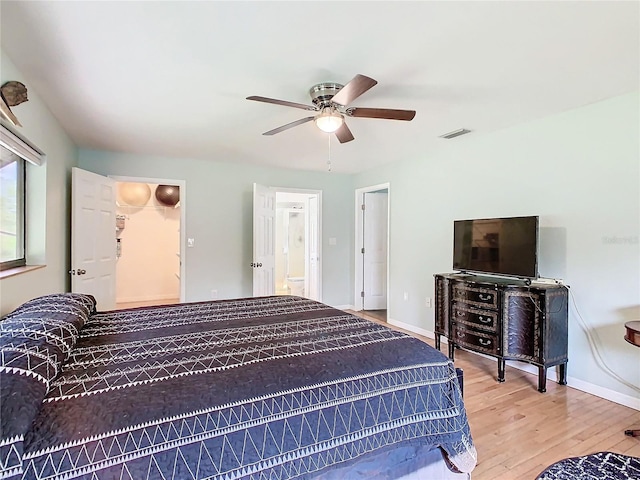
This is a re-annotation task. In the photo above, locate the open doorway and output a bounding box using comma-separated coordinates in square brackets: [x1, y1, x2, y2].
[112, 177, 186, 309]
[354, 183, 389, 321]
[252, 184, 321, 301]
[274, 190, 321, 300]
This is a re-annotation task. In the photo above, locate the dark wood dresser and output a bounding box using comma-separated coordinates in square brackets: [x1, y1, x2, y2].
[435, 273, 568, 392]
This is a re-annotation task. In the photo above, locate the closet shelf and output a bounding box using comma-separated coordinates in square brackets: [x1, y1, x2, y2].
[116, 202, 179, 210]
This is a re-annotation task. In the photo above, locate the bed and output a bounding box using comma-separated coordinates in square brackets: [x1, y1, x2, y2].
[0, 293, 476, 480]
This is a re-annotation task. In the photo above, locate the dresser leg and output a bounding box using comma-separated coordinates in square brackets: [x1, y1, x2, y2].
[538, 366, 547, 393]
[497, 359, 505, 383]
[558, 363, 567, 385]
[448, 342, 455, 361]
[435, 335, 441, 351]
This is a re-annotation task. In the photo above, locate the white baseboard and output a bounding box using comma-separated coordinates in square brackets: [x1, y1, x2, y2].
[387, 318, 640, 411]
[116, 293, 179, 304]
[564, 376, 640, 410]
[388, 318, 434, 339]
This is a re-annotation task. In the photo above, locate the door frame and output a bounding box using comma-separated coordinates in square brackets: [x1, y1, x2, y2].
[354, 183, 390, 312]
[273, 187, 323, 302]
[110, 175, 186, 303]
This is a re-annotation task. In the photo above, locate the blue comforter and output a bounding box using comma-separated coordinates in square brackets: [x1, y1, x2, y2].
[1, 294, 476, 479]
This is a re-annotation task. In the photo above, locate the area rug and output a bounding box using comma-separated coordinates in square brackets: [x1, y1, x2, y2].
[536, 451, 640, 480]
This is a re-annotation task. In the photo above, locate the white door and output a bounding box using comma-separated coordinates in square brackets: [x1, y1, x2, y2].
[363, 192, 388, 310]
[71, 167, 117, 310]
[307, 195, 319, 300]
[253, 183, 275, 296]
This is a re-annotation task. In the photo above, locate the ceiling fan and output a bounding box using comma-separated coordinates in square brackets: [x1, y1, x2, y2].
[246, 74, 416, 144]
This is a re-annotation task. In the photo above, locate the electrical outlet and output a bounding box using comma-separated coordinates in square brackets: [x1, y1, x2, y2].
[403, 292, 409, 301]
[425, 297, 432, 308]
[187, 238, 195, 247]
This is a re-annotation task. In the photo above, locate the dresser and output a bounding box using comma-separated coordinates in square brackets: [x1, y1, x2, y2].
[435, 273, 568, 392]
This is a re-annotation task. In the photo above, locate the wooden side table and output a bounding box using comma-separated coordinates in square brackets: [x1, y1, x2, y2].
[624, 321, 640, 437]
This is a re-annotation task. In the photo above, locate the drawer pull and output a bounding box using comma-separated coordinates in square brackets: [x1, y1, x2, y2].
[478, 338, 491, 346]
[479, 294, 492, 301]
[456, 331, 465, 338]
[478, 316, 492, 324]
[456, 311, 465, 317]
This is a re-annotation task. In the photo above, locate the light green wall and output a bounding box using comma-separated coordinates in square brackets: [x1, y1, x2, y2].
[2, 42, 638, 405]
[0, 51, 78, 315]
[78, 151, 354, 307]
[355, 92, 640, 402]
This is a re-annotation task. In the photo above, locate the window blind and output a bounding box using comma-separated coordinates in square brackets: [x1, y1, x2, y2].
[0, 123, 45, 166]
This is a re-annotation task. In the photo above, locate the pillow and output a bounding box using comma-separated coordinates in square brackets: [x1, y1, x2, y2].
[0, 293, 96, 479]
[4, 292, 96, 320]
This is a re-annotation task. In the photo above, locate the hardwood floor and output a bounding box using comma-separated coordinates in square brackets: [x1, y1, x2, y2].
[362, 309, 387, 322]
[348, 310, 640, 479]
[115, 298, 179, 309]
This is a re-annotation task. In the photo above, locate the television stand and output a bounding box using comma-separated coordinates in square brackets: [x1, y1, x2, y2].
[434, 273, 569, 392]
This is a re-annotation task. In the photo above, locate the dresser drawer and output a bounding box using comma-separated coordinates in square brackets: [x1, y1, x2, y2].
[452, 323, 500, 355]
[452, 303, 498, 333]
[452, 283, 499, 309]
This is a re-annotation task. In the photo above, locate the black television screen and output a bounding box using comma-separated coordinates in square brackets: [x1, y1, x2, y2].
[453, 216, 539, 278]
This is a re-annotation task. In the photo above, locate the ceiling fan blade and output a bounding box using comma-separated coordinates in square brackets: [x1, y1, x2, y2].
[330, 74, 377, 106]
[247, 96, 317, 111]
[263, 116, 315, 136]
[335, 122, 354, 144]
[347, 107, 416, 121]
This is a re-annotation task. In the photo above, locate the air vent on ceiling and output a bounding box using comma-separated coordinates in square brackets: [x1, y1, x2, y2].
[439, 128, 472, 139]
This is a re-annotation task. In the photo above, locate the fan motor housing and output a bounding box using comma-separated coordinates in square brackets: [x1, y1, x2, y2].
[309, 82, 343, 107]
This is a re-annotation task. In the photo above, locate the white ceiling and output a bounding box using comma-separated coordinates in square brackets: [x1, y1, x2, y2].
[1, 1, 638, 174]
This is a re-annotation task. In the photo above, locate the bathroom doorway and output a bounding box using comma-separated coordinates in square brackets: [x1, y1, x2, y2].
[274, 190, 321, 301]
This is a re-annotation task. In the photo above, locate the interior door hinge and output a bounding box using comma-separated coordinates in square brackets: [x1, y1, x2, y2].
[361, 204, 365, 210]
[361, 247, 365, 254]
[361, 291, 365, 298]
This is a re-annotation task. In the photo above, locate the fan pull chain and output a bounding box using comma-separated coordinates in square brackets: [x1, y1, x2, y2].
[327, 134, 332, 172]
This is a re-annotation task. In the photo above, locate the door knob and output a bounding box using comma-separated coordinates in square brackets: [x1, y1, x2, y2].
[77, 269, 87, 275]
[68, 269, 76, 275]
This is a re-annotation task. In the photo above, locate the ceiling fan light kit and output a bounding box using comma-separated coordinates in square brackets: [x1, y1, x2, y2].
[247, 74, 416, 144]
[315, 107, 344, 133]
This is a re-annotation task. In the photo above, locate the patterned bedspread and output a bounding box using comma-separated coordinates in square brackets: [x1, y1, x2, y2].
[1, 294, 476, 480]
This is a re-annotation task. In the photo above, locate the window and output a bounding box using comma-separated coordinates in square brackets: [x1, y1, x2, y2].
[0, 124, 45, 271]
[0, 150, 25, 270]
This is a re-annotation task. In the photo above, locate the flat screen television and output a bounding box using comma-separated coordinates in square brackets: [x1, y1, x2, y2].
[453, 216, 539, 279]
